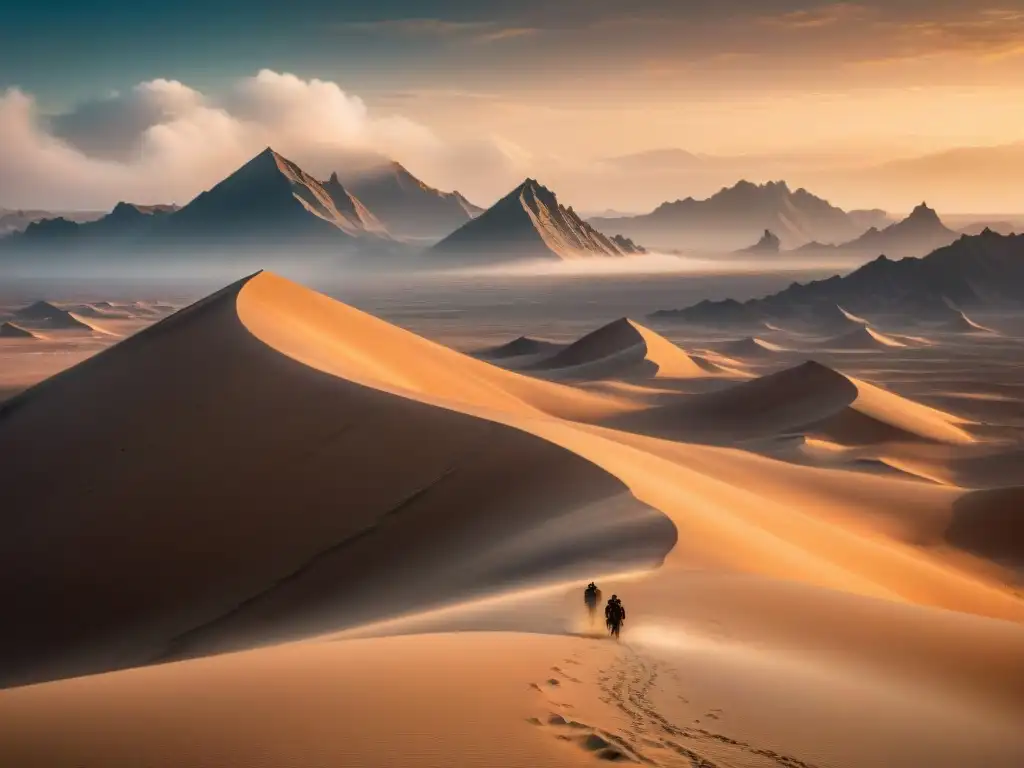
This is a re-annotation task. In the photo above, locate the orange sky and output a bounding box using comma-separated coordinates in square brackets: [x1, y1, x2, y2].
[3, 1, 1024, 212]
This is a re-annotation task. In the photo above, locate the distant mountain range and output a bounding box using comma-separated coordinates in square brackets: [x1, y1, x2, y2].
[429, 179, 645, 263]
[1, 147, 990, 268]
[0, 208, 105, 237]
[0, 148, 484, 264]
[653, 229, 1024, 324]
[797, 203, 958, 259]
[18, 202, 181, 243]
[589, 180, 890, 252]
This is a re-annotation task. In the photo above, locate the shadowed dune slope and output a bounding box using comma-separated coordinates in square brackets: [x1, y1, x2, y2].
[0, 322, 41, 339]
[0, 272, 673, 688]
[610, 361, 974, 446]
[949, 309, 996, 334]
[824, 326, 907, 349]
[528, 318, 711, 379]
[948, 488, 1024, 565]
[813, 304, 870, 331]
[718, 336, 787, 358]
[477, 335, 564, 360]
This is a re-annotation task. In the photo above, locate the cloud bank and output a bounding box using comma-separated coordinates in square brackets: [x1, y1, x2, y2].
[0, 70, 527, 210]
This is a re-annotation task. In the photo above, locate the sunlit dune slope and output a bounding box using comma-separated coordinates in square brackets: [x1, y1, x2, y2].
[0, 272, 672, 687]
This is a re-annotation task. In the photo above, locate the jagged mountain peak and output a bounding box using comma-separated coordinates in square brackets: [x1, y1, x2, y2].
[906, 202, 943, 225]
[430, 179, 643, 262]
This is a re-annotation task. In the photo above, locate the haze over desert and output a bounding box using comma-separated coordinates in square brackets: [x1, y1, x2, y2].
[2, 2, 1024, 767]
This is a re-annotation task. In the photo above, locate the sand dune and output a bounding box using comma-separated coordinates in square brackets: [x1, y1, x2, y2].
[69, 304, 133, 320]
[824, 325, 908, 349]
[717, 336, 788, 358]
[948, 309, 996, 334]
[948, 487, 1024, 565]
[2, 613, 1023, 768]
[477, 335, 564, 360]
[610, 360, 975, 446]
[888, 447, 1024, 489]
[11, 300, 114, 333]
[814, 303, 870, 331]
[13, 301, 94, 330]
[2, 271, 1023, 768]
[0, 322, 41, 339]
[528, 318, 716, 379]
[0, 272, 669, 687]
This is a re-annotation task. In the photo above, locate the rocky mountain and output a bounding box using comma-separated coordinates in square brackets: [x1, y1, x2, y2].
[0, 148, 406, 260]
[429, 179, 645, 263]
[161, 148, 391, 244]
[653, 229, 1024, 325]
[339, 161, 482, 241]
[848, 209, 892, 232]
[13, 203, 177, 244]
[0, 208, 106, 237]
[959, 221, 1019, 237]
[588, 180, 872, 252]
[801, 202, 958, 260]
[738, 229, 781, 254]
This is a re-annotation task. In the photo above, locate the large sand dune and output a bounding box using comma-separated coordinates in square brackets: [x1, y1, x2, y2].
[1, 271, 1022, 768]
[0, 274, 671, 686]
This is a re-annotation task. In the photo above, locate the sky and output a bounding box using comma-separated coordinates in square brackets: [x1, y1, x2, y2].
[3, 1, 1024, 213]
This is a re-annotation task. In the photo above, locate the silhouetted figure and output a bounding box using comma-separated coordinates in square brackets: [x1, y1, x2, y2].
[584, 582, 602, 621]
[605, 594, 626, 639]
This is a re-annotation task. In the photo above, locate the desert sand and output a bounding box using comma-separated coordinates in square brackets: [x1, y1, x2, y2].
[0, 270, 1022, 768]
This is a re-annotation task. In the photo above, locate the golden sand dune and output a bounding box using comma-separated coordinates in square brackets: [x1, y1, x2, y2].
[609, 360, 975, 446]
[0, 274, 671, 686]
[2, 271, 1023, 767]
[2, 617, 1023, 768]
[527, 318, 721, 380]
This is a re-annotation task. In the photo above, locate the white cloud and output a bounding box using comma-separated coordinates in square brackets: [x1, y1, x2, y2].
[0, 70, 528, 210]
